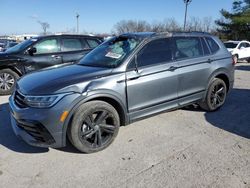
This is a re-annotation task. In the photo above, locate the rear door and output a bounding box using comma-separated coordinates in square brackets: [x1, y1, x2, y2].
[126, 37, 179, 114]
[173, 36, 212, 105]
[60, 37, 90, 64]
[24, 37, 63, 72]
[61, 37, 102, 64]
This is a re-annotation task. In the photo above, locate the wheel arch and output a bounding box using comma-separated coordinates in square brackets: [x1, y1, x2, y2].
[62, 93, 129, 146]
[0, 65, 22, 77]
[201, 70, 231, 102]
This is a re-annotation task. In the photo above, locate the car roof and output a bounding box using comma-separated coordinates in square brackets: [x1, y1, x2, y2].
[120, 31, 213, 40]
[32, 34, 102, 40]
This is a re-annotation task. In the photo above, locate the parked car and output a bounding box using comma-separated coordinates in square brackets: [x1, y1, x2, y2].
[224, 40, 250, 63]
[2, 41, 19, 51]
[9, 32, 235, 153]
[0, 34, 103, 95]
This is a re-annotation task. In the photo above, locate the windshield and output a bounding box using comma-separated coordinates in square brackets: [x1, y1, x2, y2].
[79, 36, 141, 68]
[224, 42, 238, 49]
[6, 38, 37, 53]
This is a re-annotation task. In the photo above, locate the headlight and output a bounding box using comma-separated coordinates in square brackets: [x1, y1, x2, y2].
[24, 93, 71, 108]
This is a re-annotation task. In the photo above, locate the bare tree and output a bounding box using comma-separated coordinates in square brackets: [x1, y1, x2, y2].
[151, 21, 166, 32]
[164, 18, 182, 31]
[38, 21, 50, 35]
[112, 17, 216, 35]
[113, 20, 150, 34]
[202, 17, 213, 32]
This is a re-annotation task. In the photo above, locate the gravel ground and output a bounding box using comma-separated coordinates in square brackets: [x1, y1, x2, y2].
[0, 63, 249, 188]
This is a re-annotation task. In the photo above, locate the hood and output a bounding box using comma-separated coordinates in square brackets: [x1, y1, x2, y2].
[0, 52, 20, 62]
[17, 64, 112, 95]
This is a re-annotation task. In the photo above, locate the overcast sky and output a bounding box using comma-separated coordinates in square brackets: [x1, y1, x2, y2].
[0, 0, 233, 35]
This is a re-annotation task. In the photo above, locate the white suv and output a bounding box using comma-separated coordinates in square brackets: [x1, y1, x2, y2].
[224, 40, 250, 63]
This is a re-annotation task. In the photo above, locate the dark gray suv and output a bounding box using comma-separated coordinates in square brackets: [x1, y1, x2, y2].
[9, 32, 235, 153]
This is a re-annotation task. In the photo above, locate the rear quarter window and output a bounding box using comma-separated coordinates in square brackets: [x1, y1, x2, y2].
[205, 37, 220, 53]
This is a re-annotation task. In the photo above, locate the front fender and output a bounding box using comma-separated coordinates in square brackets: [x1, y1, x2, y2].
[61, 91, 128, 146]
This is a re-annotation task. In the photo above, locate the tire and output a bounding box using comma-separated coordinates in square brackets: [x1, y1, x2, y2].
[0, 69, 19, 95]
[68, 100, 120, 153]
[199, 78, 227, 112]
[233, 55, 238, 64]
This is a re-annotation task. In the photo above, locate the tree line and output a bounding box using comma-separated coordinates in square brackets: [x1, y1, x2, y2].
[112, 17, 215, 35]
[112, 0, 250, 41]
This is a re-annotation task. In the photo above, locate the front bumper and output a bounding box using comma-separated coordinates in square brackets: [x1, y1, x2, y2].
[9, 93, 81, 148]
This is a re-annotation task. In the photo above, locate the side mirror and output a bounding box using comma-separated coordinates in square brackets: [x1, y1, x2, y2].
[28, 47, 37, 56]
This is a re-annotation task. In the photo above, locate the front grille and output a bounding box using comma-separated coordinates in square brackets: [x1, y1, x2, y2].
[16, 120, 55, 144]
[14, 90, 27, 108]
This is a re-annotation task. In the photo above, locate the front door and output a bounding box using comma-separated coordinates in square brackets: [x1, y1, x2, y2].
[24, 38, 62, 72]
[126, 38, 179, 118]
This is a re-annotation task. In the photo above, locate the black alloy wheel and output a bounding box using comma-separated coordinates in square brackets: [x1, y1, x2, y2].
[68, 100, 120, 153]
[199, 78, 227, 111]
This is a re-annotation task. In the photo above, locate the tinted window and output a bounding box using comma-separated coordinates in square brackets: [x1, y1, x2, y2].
[34, 39, 59, 54]
[201, 38, 210, 55]
[62, 38, 82, 51]
[174, 37, 203, 60]
[87, 39, 99, 48]
[137, 38, 173, 67]
[81, 39, 89, 49]
[224, 42, 238, 49]
[206, 37, 220, 53]
[245, 43, 250, 47]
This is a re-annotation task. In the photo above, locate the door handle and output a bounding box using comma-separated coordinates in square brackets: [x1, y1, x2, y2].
[51, 55, 61, 59]
[167, 66, 177, 71]
[127, 75, 140, 81]
[207, 59, 212, 63]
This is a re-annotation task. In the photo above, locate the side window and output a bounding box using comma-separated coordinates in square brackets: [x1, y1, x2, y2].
[137, 38, 173, 67]
[62, 38, 82, 52]
[238, 43, 245, 49]
[245, 43, 250, 48]
[86, 39, 99, 48]
[174, 37, 203, 60]
[205, 37, 220, 53]
[81, 39, 89, 49]
[34, 39, 59, 54]
[201, 38, 211, 55]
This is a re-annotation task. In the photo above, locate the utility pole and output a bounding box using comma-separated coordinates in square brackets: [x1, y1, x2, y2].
[76, 13, 80, 33]
[183, 0, 192, 31]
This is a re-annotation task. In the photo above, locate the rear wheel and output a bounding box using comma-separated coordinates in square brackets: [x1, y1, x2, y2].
[0, 69, 19, 95]
[199, 78, 227, 111]
[68, 100, 120, 153]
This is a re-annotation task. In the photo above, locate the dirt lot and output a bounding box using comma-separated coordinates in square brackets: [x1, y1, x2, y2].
[0, 63, 249, 188]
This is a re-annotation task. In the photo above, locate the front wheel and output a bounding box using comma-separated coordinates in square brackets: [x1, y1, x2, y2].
[68, 100, 120, 153]
[0, 69, 19, 95]
[199, 78, 227, 111]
